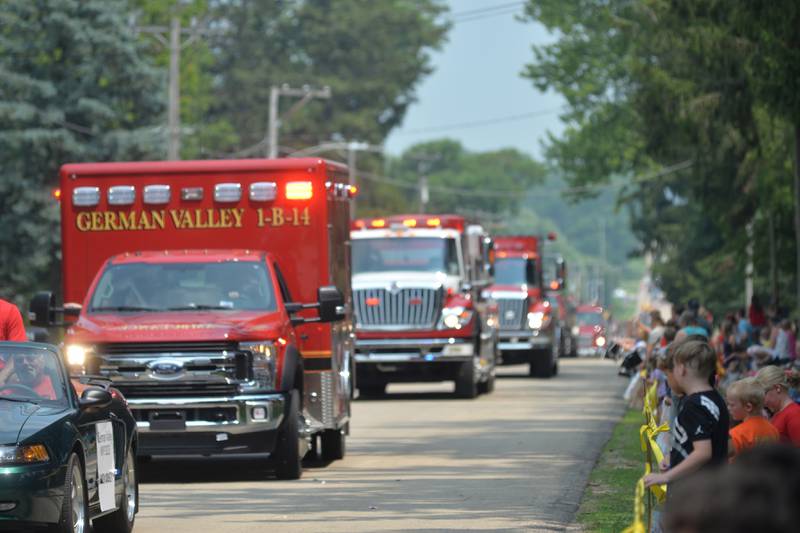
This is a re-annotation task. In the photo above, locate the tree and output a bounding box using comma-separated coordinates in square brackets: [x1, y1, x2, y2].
[209, 0, 449, 155]
[521, 0, 797, 315]
[0, 0, 163, 304]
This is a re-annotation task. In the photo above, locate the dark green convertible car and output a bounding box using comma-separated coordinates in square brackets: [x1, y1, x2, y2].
[0, 342, 138, 533]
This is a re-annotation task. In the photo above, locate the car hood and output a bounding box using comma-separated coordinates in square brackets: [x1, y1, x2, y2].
[68, 310, 285, 343]
[0, 401, 70, 445]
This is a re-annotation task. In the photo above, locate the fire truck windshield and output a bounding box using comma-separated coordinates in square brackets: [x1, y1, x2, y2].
[89, 261, 277, 312]
[577, 312, 604, 326]
[493, 258, 538, 286]
[352, 237, 460, 275]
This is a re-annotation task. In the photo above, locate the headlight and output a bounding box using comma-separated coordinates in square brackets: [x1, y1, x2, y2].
[239, 341, 277, 390]
[571, 325, 579, 336]
[65, 345, 88, 366]
[440, 306, 473, 330]
[0, 444, 50, 465]
[595, 336, 607, 347]
[528, 311, 544, 330]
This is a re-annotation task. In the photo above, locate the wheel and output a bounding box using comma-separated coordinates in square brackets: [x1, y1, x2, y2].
[569, 337, 578, 358]
[320, 428, 346, 461]
[274, 389, 302, 480]
[528, 348, 554, 378]
[455, 359, 478, 399]
[477, 373, 495, 395]
[358, 383, 386, 398]
[93, 447, 137, 533]
[57, 453, 88, 533]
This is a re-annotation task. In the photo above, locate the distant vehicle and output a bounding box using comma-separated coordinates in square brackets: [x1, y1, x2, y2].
[350, 214, 497, 398]
[573, 304, 607, 357]
[0, 342, 138, 533]
[485, 235, 564, 377]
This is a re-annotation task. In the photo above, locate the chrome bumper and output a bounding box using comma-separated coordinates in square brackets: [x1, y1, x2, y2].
[355, 337, 474, 363]
[497, 330, 552, 351]
[128, 393, 285, 434]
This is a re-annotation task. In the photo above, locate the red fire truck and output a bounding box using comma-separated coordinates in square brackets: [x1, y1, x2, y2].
[30, 158, 354, 479]
[350, 214, 497, 398]
[574, 304, 608, 356]
[485, 235, 562, 377]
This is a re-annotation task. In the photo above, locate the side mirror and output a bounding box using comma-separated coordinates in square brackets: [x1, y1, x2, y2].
[29, 291, 55, 327]
[79, 388, 112, 410]
[317, 286, 345, 323]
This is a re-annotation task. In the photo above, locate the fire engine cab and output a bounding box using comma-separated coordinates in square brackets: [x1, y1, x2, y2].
[485, 235, 560, 377]
[350, 214, 497, 398]
[31, 158, 354, 480]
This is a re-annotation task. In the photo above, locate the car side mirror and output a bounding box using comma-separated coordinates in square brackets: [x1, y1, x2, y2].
[29, 291, 56, 327]
[79, 388, 112, 411]
[317, 285, 345, 323]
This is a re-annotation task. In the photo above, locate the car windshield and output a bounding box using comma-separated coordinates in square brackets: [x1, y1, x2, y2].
[493, 258, 538, 286]
[89, 261, 277, 312]
[577, 312, 604, 326]
[0, 346, 69, 406]
[352, 237, 460, 275]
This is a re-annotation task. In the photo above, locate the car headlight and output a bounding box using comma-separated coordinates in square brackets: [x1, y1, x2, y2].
[65, 344, 88, 366]
[595, 336, 607, 347]
[528, 311, 544, 330]
[440, 306, 473, 330]
[571, 325, 579, 336]
[239, 341, 277, 390]
[0, 444, 50, 465]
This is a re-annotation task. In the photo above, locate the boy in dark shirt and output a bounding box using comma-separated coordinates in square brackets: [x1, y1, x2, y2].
[645, 340, 729, 488]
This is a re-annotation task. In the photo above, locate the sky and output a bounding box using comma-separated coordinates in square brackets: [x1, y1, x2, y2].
[384, 0, 566, 160]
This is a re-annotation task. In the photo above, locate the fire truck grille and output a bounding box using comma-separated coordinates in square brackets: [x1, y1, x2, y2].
[353, 287, 442, 329]
[497, 298, 527, 330]
[97, 342, 237, 355]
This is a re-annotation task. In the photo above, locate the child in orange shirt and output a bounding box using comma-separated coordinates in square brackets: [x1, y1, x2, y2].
[725, 377, 779, 459]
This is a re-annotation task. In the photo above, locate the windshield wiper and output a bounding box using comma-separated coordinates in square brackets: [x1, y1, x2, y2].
[164, 305, 232, 311]
[0, 396, 40, 405]
[91, 306, 161, 312]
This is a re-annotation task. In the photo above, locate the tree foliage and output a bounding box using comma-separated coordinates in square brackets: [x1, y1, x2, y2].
[0, 0, 163, 304]
[523, 0, 800, 315]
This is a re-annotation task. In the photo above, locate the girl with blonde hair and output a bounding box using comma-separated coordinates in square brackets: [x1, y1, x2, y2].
[755, 366, 800, 445]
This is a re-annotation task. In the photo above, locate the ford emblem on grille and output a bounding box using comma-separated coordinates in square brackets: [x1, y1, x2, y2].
[147, 359, 185, 379]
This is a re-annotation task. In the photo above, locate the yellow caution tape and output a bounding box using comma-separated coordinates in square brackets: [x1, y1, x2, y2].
[621, 478, 647, 533]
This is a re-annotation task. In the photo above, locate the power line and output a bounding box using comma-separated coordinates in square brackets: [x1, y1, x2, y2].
[449, 1, 525, 22]
[393, 106, 565, 135]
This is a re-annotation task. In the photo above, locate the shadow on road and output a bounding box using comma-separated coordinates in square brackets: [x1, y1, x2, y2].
[138, 454, 334, 484]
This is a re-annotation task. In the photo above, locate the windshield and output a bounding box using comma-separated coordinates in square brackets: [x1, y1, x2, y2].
[493, 258, 538, 286]
[352, 237, 460, 275]
[577, 312, 604, 326]
[0, 346, 69, 406]
[89, 261, 277, 312]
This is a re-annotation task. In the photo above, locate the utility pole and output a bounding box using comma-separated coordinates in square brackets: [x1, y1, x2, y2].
[267, 85, 332, 158]
[135, 12, 210, 160]
[419, 176, 429, 213]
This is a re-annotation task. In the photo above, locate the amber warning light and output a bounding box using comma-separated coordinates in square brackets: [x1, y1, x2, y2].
[285, 181, 313, 200]
[52, 188, 62, 202]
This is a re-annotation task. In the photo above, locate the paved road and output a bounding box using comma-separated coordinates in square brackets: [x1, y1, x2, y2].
[135, 359, 626, 532]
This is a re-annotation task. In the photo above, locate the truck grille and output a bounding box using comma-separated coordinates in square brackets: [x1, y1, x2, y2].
[354, 287, 442, 329]
[90, 341, 246, 398]
[497, 298, 527, 330]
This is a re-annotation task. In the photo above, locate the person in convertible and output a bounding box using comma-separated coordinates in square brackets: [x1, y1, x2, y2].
[0, 351, 57, 400]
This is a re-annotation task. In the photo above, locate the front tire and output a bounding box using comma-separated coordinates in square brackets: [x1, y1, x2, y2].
[93, 447, 137, 533]
[274, 389, 302, 480]
[477, 373, 495, 395]
[529, 347, 555, 378]
[320, 428, 346, 461]
[57, 453, 88, 533]
[455, 359, 478, 399]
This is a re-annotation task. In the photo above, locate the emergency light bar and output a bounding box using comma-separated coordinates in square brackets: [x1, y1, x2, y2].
[214, 183, 242, 203]
[72, 187, 100, 207]
[143, 185, 171, 205]
[107, 186, 135, 206]
[249, 182, 277, 202]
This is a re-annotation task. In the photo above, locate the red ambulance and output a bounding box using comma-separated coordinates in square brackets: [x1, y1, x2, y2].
[31, 158, 354, 479]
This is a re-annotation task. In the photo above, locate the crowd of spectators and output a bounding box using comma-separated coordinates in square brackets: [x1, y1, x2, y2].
[627, 296, 800, 532]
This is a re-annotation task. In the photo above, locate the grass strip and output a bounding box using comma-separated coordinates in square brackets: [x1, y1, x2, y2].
[577, 408, 644, 533]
